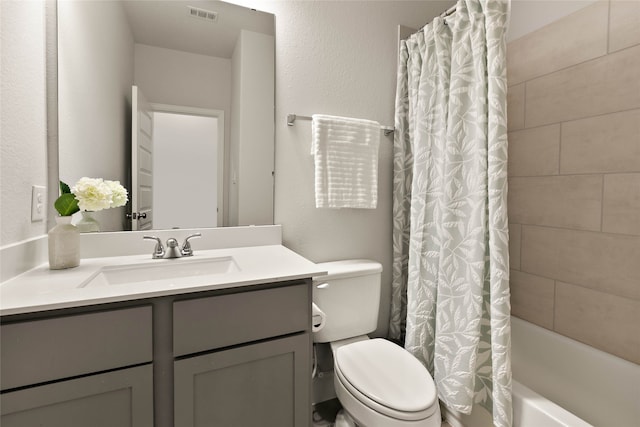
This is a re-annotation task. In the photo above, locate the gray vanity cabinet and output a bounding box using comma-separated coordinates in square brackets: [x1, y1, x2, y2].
[0, 280, 313, 427]
[172, 282, 312, 427]
[0, 306, 154, 427]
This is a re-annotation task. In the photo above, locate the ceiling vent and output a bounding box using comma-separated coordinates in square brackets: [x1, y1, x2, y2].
[187, 6, 218, 23]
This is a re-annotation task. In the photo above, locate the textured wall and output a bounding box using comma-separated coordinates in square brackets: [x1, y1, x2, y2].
[507, 0, 640, 364]
[0, 0, 48, 246]
[265, 0, 454, 336]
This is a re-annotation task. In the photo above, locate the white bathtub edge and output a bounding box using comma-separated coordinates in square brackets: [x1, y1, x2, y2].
[441, 380, 593, 427]
[512, 381, 593, 427]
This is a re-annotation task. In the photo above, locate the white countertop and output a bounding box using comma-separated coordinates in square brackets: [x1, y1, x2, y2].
[0, 245, 327, 316]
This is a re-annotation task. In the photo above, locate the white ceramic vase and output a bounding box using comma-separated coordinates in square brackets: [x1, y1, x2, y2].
[48, 216, 80, 270]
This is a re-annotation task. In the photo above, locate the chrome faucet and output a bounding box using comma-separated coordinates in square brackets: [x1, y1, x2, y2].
[143, 233, 202, 259]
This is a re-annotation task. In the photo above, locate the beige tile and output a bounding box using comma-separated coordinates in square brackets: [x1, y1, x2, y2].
[507, 0, 608, 85]
[507, 84, 525, 131]
[510, 270, 555, 329]
[508, 175, 602, 231]
[509, 223, 521, 270]
[609, 0, 640, 53]
[508, 125, 560, 176]
[525, 45, 640, 127]
[603, 173, 640, 236]
[555, 281, 640, 364]
[521, 226, 640, 300]
[560, 109, 640, 174]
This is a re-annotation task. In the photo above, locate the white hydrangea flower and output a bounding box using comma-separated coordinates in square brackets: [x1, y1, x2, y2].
[71, 177, 113, 212]
[105, 180, 128, 208]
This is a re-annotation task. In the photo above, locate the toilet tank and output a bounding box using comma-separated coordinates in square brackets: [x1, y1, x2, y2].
[312, 260, 382, 343]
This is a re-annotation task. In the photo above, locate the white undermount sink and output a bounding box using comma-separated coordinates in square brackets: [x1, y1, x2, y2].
[79, 256, 240, 288]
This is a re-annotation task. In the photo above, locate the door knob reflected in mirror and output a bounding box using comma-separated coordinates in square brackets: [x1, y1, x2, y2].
[126, 212, 147, 220]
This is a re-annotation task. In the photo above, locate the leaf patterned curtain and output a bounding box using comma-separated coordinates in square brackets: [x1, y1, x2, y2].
[390, 0, 512, 426]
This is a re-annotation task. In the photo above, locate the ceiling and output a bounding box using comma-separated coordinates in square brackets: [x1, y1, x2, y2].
[121, 0, 274, 58]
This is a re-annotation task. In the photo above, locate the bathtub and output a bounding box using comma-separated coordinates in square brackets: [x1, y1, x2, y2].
[443, 317, 640, 427]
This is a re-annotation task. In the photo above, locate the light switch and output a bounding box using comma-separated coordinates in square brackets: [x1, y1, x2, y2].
[31, 185, 46, 222]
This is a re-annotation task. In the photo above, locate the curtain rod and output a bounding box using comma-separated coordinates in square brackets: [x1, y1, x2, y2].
[414, 4, 457, 34]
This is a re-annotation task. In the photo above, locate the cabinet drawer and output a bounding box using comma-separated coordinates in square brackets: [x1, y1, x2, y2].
[1, 306, 152, 391]
[173, 283, 309, 357]
[1, 364, 153, 427]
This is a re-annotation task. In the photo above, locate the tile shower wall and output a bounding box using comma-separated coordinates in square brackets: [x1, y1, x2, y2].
[507, 0, 640, 365]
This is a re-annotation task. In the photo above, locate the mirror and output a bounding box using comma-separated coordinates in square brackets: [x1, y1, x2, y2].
[56, 0, 275, 232]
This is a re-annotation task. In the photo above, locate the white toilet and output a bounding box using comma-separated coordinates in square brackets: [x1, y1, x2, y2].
[313, 260, 441, 427]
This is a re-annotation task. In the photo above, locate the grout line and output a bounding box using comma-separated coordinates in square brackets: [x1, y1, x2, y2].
[552, 280, 557, 330]
[509, 171, 639, 179]
[507, 122, 560, 133]
[518, 223, 523, 271]
[517, 265, 639, 303]
[601, 174, 606, 232]
[519, 106, 640, 131]
[557, 123, 563, 175]
[511, 41, 640, 87]
[554, 277, 639, 303]
[518, 223, 640, 238]
[507, 51, 608, 87]
[522, 82, 527, 129]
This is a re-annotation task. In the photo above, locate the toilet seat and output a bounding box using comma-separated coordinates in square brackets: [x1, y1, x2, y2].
[334, 338, 438, 422]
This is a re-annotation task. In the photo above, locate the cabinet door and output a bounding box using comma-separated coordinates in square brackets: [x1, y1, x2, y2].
[175, 334, 310, 427]
[1, 364, 153, 427]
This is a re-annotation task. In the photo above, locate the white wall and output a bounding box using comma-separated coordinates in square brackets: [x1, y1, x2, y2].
[228, 0, 456, 336]
[230, 30, 275, 227]
[152, 113, 218, 229]
[0, 0, 48, 246]
[134, 44, 232, 112]
[58, 0, 134, 232]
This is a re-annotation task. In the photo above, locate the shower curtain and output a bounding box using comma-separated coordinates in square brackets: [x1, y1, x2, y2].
[390, 0, 512, 426]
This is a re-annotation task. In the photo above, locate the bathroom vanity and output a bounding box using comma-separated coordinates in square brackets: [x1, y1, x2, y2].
[0, 239, 325, 427]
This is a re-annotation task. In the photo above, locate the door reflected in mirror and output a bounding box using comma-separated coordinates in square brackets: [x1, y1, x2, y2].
[57, 0, 275, 232]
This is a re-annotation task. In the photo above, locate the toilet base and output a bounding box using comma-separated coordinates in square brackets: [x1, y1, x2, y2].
[334, 409, 358, 427]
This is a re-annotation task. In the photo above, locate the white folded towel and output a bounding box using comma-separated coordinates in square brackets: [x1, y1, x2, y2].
[311, 114, 380, 209]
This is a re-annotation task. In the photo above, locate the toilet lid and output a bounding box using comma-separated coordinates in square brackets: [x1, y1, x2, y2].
[335, 339, 438, 415]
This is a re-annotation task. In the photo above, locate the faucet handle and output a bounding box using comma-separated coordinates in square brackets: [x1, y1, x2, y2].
[143, 235, 165, 259]
[181, 233, 202, 256]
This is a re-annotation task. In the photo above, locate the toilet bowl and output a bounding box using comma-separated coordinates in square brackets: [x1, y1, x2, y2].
[312, 260, 441, 427]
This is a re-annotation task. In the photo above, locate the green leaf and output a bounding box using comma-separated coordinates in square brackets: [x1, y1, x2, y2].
[54, 193, 79, 216]
[59, 181, 71, 194]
